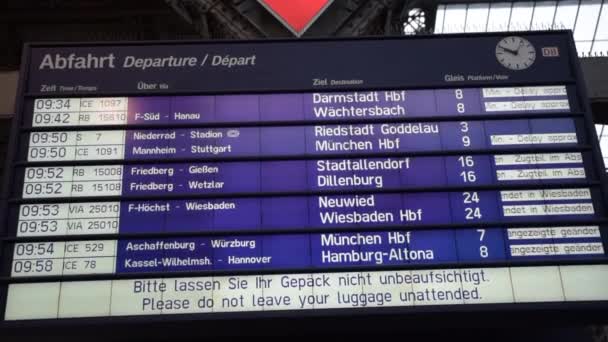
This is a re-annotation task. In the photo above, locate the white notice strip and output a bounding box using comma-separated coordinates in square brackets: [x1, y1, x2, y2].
[496, 168, 585, 181]
[502, 203, 594, 216]
[490, 133, 577, 145]
[493, 153, 582, 166]
[482, 86, 567, 98]
[4, 265, 608, 320]
[500, 189, 591, 202]
[507, 226, 601, 240]
[484, 100, 569, 112]
[509, 243, 604, 256]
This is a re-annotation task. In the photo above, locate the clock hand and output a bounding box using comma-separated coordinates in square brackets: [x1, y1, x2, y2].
[498, 45, 519, 55]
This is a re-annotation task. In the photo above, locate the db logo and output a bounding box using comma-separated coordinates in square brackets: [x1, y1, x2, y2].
[227, 130, 240, 138]
[542, 47, 560, 57]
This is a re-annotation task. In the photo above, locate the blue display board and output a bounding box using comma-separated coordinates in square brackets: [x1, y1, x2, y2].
[2, 32, 608, 324]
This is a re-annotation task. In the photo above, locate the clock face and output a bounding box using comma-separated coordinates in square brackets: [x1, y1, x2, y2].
[495, 36, 536, 70]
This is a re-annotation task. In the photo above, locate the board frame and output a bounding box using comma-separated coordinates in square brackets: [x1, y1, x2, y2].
[2, 30, 608, 333]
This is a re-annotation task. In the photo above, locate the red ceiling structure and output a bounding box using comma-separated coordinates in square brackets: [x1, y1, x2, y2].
[257, 0, 334, 36]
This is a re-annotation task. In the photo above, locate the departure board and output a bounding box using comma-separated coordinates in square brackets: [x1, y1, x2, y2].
[2, 31, 608, 324]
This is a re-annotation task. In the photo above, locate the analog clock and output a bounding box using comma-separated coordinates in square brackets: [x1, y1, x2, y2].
[495, 36, 536, 70]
